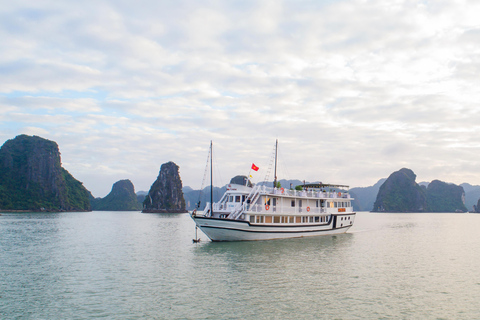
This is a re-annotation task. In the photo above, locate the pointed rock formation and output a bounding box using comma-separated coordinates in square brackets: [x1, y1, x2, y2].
[0, 134, 91, 212]
[91, 179, 142, 211]
[373, 168, 427, 212]
[142, 161, 187, 213]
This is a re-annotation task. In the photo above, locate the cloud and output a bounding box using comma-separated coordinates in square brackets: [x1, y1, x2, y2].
[2, 0, 480, 196]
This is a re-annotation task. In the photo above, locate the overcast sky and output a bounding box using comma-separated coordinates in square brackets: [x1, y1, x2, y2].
[1, 0, 480, 197]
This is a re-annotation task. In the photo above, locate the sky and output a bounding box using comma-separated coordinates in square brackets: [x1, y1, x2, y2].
[1, 0, 480, 197]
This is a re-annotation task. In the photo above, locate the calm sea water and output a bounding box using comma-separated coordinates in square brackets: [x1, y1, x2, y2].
[1, 211, 480, 319]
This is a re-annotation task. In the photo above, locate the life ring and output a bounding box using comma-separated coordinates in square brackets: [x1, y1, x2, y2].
[306, 206, 310, 212]
[281, 188, 285, 194]
[265, 205, 270, 211]
[338, 192, 342, 197]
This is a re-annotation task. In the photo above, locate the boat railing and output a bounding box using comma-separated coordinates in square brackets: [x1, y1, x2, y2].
[202, 203, 211, 217]
[227, 185, 262, 220]
[263, 186, 351, 199]
[213, 202, 229, 211]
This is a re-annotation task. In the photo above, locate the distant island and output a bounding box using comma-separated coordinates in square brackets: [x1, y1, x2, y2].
[1, 135, 479, 214]
[0, 135, 91, 212]
[373, 168, 467, 213]
[91, 179, 142, 211]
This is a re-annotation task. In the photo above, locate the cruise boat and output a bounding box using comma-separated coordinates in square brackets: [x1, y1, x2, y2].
[190, 141, 356, 241]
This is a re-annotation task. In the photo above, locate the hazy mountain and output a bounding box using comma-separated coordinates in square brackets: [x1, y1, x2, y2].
[460, 183, 480, 212]
[350, 179, 386, 211]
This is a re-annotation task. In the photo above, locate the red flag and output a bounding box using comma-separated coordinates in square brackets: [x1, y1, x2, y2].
[251, 163, 259, 171]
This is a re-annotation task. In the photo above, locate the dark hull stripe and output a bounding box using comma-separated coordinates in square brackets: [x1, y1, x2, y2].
[199, 224, 352, 234]
[193, 212, 355, 230]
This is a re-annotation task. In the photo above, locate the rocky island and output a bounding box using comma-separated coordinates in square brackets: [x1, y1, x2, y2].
[373, 168, 467, 212]
[91, 179, 142, 211]
[142, 161, 187, 213]
[0, 134, 91, 212]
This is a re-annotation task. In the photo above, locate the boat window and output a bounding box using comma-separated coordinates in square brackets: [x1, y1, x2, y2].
[235, 196, 241, 202]
[316, 200, 319, 208]
[295, 216, 301, 223]
[291, 200, 295, 207]
[299, 200, 302, 207]
[256, 215, 263, 223]
[242, 195, 246, 203]
[249, 215, 255, 223]
[265, 216, 272, 223]
[273, 198, 277, 206]
[229, 196, 234, 202]
[289, 217, 294, 223]
[315, 216, 319, 222]
[309, 216, 314, 223]
[274, 216, 280, 223]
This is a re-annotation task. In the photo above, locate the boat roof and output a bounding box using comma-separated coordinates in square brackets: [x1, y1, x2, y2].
[303, 183, 349, 189]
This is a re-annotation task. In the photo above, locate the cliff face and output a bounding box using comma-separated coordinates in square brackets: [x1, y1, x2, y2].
[0, 135, 91, 211]
[91, 179, 142, 211]
[373, 168, 427, 212]
[426, 180, 467, 212]
[142, 161, 187, 213]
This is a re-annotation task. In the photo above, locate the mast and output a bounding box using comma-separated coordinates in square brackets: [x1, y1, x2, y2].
[273, 139, 278, 189]
[210, 141, 213, 216]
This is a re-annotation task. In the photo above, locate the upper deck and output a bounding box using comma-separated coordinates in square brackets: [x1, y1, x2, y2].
[206, 183, 355, 219]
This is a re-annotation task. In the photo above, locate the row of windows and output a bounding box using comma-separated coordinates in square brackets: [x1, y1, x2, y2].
[330, 201, 351, 208]
[287, 200, 350, 208]
[249, 215, 329, 224]
[228, 195, 245, 203]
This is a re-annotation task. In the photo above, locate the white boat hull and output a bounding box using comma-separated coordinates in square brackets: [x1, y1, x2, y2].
[191, 213, 355, 241]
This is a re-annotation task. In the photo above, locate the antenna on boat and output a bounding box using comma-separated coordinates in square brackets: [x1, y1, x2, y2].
[273, 139, 278, 189]
[210, 140, 213, 217]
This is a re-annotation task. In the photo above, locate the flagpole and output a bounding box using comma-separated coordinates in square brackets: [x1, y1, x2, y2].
[273, 139, 278, 189]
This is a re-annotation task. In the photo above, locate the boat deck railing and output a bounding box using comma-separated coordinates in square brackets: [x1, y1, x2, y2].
[259, 185, 352, 199]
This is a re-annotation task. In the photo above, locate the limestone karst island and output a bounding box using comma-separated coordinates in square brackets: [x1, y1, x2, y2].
[1, 134, 479, 213]
[0, 135, 186, 213]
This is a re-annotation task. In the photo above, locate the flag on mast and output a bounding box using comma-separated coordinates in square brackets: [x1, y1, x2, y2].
[251, 163, 259, 171]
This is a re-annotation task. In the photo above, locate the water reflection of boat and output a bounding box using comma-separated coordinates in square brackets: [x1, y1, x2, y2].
[190, 141, 356, 242]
